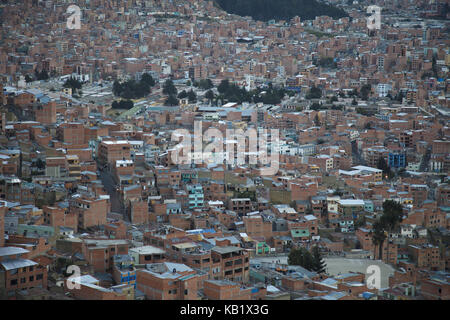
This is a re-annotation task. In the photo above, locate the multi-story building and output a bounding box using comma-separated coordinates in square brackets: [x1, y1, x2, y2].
[211, 246, 250, 283]
[408, 245, 442, 270]
[98, 140, 131, 167]
[0, 246, 48, 298]
[228, 198, 253, 216]
[186, 184, 204, 209]
[81, 239, 130, 273]
[112, 255, 137, 288]
[136, 262, 202, 300]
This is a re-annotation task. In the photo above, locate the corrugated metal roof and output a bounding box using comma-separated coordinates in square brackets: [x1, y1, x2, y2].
[1, 259, 37, 271]
[0, 246, 30, 257]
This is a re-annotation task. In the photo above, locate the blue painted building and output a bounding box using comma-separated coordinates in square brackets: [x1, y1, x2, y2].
[388, 153, 406, 168]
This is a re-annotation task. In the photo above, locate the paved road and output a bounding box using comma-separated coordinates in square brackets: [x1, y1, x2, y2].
[99, 168, 124, 216]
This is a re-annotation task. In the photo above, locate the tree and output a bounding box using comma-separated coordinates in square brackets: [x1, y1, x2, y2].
[371, 200, 403, 261]
[113, 76, 153, 100]
[141, 73, 155, 87]
[306, 85, 322, 99]
[63, 77, 82, 90]
[35, 69, 49, 81]
[377, 156, 394, 180]
[371, 220, 386, 260]
[165, 94, 179, 106]
[317, 57, 336, 69]
[205, 89, 215, 102]
[163, 79, 177, 96]
[25, 75, 33, 83]
[360, 84, 371, 100]
[177, 90, 188, 99]
[218, 79, 230, 94]
[187, 89, 197, 103]
[196, 78, 214, 90]
[35, 158, 45, 170]
[215, 0, 348, 22]
[312, 246, 326, 273]
[288, 247, 314, 271]
[111, 99, 134, 110]
[381, 200, 403, 233]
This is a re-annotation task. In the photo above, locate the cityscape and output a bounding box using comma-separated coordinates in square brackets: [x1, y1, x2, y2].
[0, 0, 449, 303]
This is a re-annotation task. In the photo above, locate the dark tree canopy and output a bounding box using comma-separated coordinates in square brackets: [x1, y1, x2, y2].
[216, 0, 348, 22]
[306, 85, 322, 99]
[35, 69, 49, 80]
[205, 89, 215, 102]
[312, 246, 326, 273]
[178, 90, 188, 99]
[165, 94, 179, 106]
[288, 247, 314, 271]
[194, 79, 214, 90]
[63, 77, 82, 90]
[163, 79, 177, 96]
[111, 99, 134, 110]
[113, 75, 154, 100]
[371, 200, 404, 259]
[187, 89, 197, 103]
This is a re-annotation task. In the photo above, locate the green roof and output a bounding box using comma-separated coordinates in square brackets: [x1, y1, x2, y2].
[291, 229, 310, 238]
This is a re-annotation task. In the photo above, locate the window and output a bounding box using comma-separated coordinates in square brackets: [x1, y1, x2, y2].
[10, 279, 18, 286]
[21, 278, 26, 284]
[29, 276, 34, 282]
[184, 289, 188, 295]
[36, 274, 43, 280]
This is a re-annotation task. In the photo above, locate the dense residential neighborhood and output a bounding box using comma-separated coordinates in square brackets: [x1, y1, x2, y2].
[0, 0, 448, 301]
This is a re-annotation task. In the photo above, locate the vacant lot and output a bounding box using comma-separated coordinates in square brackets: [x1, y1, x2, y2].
[251, 256, 395, 288]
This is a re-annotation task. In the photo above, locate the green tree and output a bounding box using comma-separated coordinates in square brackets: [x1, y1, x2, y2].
[288, 247, 314, 271]
[215, 0, 348, 22]
[306, 85, 322, 99]
[197, 78, 214, 90]
[35, 158, 45, 170]
[371, 200, 403, 261]
[187, 89, 197, 103]
[377, 156, 394, 180]
[141, 73, 156, 87]
[360, 84, 371, 100]
[218, 79, 230, 94]
[63, 77, 82, 90]
[371, 220, 386, 260]
[35, 69, 49, 80]
[163, 79, 177, 96]
[178, 90, 188, 99]
[165, 94, 179, 106]
[311, 246, 326, 273]
[205, 89, 215, 102]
